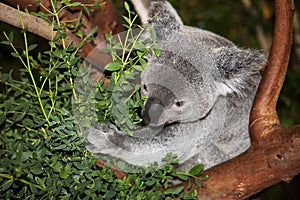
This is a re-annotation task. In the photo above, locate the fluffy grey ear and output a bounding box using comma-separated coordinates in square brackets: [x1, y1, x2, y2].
[213, 47, 267, 96]
[131, 0, 183, 34]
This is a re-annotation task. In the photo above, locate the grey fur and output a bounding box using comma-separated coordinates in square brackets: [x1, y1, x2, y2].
[85, 0, 267, 171]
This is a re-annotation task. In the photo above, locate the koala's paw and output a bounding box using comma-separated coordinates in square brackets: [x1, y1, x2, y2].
[85, 124, 117, 154]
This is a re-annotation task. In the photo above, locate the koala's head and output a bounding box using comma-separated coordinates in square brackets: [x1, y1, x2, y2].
[137, 0, 266, 126]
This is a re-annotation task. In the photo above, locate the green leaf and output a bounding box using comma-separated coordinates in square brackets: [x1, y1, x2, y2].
[124, 1, 130, 13]
[188, 164, 204, 176]
[163, 181, 168, 189]
[1, 73, 9, 81]
[165, 186, 184, 195]
[77, 41, 84, 49]
[134, 42, 146, 51]
[153, 44, 161, 57]
[139, 58, 147, 66]
[146, 178, 157, 186]
[60, 165, 72, 178]
[201, 175, 209, 181]
[70, 57, 81, 66]
[53, 32, 62, 41]
[150, 26, 157, 41]
[194, 178, 201, 188]
[0, 112, 6, 125]
[105, 32, 112, 40]
[70, 2, 81, 6]
[11, 52, 20, 58]
[35, 177, 46, 188]
[31, 166, 44, 175]
[1, 180, 13, 191]
[105, 190, 117, 199]
[28, 44, 38, 51]
[89, 26, 98, 36]
[0, 40, 10, 45]
[175, 172, 190, 181]
[123, 16, 131, 25]
[21, 151, 32, 161]
[105, 62, 122, 71]
[51, 161, 62, 173]
[8, 32, 14, 44]
[136, 51, 144, 58]
[133, 64, 144, 71]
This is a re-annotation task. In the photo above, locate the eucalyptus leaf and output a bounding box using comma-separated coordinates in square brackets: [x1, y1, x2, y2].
[188, 164, 204, 176]
[8, 32, 14, 44]
[165, 186, 184, 195]
[175, 172, 190, 181]
[0, 112, 6, 125]
[124, 1, 130, 12]
[105, 62, 122, 71]
[1, 180, 13, 191]
[28, 44, 38, 51]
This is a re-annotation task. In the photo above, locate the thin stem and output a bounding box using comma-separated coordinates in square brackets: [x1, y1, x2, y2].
[48, 0, 77, 101]
[123, 19, 144, 67]
[3, 81, 37, 97]
[0, 173, 46, 191]
[6, 119, 39, 133]
[17, 6, 51, 125]
[2, 32, 27, 68]
[50, 0, 66, 49]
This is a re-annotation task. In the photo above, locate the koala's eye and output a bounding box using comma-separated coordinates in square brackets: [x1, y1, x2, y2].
[173, 100, 185, 108]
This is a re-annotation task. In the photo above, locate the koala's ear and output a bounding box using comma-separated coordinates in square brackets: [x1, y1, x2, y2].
[213, 47, 267, 96]
[131, 0, 183, 33]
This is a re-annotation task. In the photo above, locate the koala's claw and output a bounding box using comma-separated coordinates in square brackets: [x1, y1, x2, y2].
[85, 124, 117, 154]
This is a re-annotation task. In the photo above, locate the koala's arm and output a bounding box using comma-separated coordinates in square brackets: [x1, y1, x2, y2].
[85, 124, 174, 166]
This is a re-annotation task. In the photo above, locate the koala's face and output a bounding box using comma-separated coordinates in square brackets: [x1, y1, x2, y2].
[137, 0, 266, 127]
[140, 49, 216, 126]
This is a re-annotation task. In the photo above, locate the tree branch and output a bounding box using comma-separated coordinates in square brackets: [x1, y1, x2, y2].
[193, 126, 300, 199]
[0, 2, 55, 42]
[0, 1, 123, 73]
[250, 0, 294, 144]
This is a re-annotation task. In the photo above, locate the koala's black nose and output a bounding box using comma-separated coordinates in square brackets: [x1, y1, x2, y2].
[142, 97, 164, 124]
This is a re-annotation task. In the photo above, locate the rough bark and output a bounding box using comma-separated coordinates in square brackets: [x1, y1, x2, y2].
[250, 0, 294, 144]
[194, 126, 300, 199]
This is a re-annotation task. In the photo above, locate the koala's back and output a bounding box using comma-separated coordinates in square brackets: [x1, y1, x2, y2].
[174, 92, 256, 170]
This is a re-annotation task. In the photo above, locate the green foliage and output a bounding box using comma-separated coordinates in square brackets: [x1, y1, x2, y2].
[0, 1, 203, 199]
[94, 3, 160, 135]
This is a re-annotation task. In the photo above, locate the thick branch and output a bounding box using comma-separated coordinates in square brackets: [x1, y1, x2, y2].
[0, 2, 55, 42]
[250, 0, 294, 143]
[194, 126, 300, 199]
[0, 1, 122, 73]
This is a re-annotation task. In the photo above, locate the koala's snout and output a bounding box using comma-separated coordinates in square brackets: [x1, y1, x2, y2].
[142, 97, 164, 125]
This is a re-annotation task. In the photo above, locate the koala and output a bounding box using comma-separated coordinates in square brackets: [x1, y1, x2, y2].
[85, 0, 267, 171]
